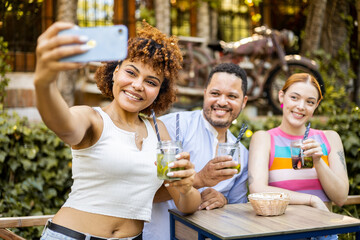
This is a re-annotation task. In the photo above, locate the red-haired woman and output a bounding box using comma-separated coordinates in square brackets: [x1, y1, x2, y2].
[248, 73, 348, 239]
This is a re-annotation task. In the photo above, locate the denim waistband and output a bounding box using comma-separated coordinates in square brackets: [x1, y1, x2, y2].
[42, 219, 142, 240]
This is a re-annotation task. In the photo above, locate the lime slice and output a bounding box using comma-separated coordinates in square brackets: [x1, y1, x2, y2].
[226, 163, 241, 173]
[162, 165, 169, 177]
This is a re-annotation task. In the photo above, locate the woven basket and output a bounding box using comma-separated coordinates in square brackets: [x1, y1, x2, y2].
[248, 192, 290, 216]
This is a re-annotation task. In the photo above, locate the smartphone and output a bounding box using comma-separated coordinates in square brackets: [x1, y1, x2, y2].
[58, 25, 128, 62]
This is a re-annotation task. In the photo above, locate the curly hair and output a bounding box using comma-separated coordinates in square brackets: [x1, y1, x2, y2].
[95, 21, 183, 115]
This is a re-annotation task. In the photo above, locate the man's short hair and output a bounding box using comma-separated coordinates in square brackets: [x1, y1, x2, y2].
[205, 63, 247, 95]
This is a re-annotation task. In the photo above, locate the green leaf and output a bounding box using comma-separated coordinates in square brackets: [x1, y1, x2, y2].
[20, 159, 33, 171]
[41, 171, 56, 181]
[0, 150, 6, 162]
[26, 148, 37, 159]
[343, 134, 360, 151]
[44, 188, 57, 199]
[8, 158, 20, 171]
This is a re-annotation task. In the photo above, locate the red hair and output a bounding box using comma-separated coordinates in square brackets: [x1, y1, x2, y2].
[282, 73, 323, 102]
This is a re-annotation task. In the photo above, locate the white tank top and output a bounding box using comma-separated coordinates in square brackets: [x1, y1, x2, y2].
[63, 107, 163, 221]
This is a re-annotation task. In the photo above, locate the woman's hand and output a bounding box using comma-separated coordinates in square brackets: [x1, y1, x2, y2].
[164, 152, 196, 195]
[302, 138, 323, 162]
[34, 22, 89, 87]
[309, 195, 330, 212]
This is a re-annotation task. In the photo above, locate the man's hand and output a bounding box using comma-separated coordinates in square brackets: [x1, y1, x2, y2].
[194, 156, 238, 188]
[199, 188, 227, 210]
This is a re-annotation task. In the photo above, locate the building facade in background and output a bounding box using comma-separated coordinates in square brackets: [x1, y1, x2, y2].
[1, 0, 309, 72]
[0, 0, 317, 120]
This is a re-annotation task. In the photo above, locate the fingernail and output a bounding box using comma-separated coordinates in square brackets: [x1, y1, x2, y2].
[167, 172, 174, 177]
[175, 154, 181, 159]
[78, 35, 89, 42]
[168, 162, 174, 168]
[165, 183, 169, 187]
[80, 44, 93, 51]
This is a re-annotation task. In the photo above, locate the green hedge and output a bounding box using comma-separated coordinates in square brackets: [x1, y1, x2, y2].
[0, 110, 72, 238]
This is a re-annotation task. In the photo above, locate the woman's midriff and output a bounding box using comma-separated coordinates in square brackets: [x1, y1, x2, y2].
[52, 207, 144, 238]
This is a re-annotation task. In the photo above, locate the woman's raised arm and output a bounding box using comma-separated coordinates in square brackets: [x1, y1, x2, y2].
[34, 22, 94, 146]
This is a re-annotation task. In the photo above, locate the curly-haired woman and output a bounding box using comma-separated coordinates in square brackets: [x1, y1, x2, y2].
[34, 21, 201, 240]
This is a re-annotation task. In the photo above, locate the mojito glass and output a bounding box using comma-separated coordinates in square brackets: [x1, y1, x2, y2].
[217, 142, 241, 173]
[157, 141, 184, 180]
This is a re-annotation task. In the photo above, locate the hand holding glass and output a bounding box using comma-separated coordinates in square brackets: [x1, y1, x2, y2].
[290, 139, 313, 170]
[157, 141, 184, 180]
[217, 142, 241, 173]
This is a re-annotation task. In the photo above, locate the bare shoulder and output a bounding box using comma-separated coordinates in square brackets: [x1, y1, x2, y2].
[323, 129, 340, 137]
[251, 130, 270, 141]
[145, 115, 156, 129]
[157, 118, 171, 140]
[66, 106, 103, 148]
[70, 105, 102, 123]
[145, 116, 170, 140]
[323, 130, 342, 143]
[249, 130, 271, 155]
[70, 105, 99, 115]
[147, 117, 165, 130]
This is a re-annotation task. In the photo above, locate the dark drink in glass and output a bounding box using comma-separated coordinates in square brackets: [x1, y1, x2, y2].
[291, 140, 313, 170]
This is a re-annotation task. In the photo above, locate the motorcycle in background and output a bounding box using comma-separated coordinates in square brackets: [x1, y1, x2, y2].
[177, 26, 324, 114]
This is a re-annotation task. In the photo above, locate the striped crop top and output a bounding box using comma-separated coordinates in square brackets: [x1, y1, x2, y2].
[268, 127, 331, 202]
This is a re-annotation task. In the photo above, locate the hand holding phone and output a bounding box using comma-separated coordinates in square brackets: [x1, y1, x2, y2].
[58, 25, 128, 62]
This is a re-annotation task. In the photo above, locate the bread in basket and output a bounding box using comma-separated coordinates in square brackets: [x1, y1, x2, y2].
[248, 192, 290, 216]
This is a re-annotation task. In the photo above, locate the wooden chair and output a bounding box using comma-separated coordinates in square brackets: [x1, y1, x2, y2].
[0, 215, 53, 240]
[1, 196, 359, 240]
[343, 195, 360, 205]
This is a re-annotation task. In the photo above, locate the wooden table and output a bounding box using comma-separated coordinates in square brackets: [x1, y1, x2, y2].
[169, 203, 360, 240]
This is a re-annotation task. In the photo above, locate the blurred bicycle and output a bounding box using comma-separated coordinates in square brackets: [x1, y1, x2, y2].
[176, 26, 324, 114]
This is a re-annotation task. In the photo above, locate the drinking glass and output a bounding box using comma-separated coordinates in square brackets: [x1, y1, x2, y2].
[157, 141, 184, 180]
[217, 142, 241, 173]
[290, 139, 313, 170]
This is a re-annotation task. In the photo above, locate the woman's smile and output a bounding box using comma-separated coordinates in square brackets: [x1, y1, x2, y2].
[291, 110, 305, 119]
[123, 90, 144, 101]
